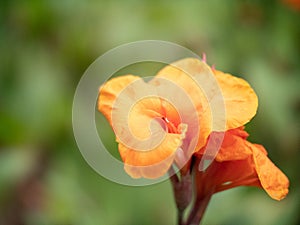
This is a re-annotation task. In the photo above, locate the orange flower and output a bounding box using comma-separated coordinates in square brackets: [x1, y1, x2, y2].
[97, 57, 288, 200]
[194, 127, 289, 201]
[98, 57, 289, 224]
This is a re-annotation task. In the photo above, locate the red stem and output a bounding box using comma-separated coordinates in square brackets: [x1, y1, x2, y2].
[169, 167, 192, 225]
[185, 190, 213, 225]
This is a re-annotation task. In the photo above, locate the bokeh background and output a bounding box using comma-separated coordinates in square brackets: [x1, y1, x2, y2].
[1, 0, 299, 225]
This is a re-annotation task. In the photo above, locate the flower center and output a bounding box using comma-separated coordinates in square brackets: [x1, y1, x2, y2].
[162, 117, 178, 134]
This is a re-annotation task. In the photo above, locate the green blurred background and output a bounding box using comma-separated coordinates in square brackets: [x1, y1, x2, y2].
[0, 0, 299, 224]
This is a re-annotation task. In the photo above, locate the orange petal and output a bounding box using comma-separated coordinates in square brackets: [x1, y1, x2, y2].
[100, 77, 169, 151]
[194, 156, 259, 197]
[98, 75, 140, 124]
[213, 70, 258, 129]
[99, 75, 188, 179]
[119, 131, 185, 178]
[154, 58, 224, 152]
[251, 144, 289, 200]
[211, 159, 259, 191]
[228, 126, 249, 139]
[215, 127, 252, 161]
[196, 127, 252, 161]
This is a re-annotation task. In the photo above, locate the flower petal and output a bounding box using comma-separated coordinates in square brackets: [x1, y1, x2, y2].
[213, 70, 258, 129]
[195, 127, 251, 161]
[194, 156, 260, 197]
[154, 58, 223, 152]
[215, 128, 252, 161]
[98, 75, 188, 179]
[100, 77, 169, 151]
[251, 144, 289, 200]
[119, 131, 186, 178]
[195, 125, 290, 199]
[98, 75, 140, 124]
[210, 159, 260, 192]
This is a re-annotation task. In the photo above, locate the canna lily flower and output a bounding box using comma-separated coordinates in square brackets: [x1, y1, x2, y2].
[97, 57, 289, 199]
[98, 57, 289, 224]
[98, 58, 258, 178]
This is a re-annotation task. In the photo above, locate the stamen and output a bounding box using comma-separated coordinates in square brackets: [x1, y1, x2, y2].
[162, 117, 177, 133]
[165, 117, 170, 123]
